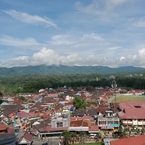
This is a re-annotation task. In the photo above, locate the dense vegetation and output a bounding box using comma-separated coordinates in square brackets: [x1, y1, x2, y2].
[0, 73, 145, 94]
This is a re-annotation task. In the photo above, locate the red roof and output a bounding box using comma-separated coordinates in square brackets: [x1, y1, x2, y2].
[17, 112, 34, 118]
[24, 131, 33, 142]
[19, 131, 33, 143]
[70, 116, 94, 121]
[89, 125, 99, 132]
[50, 127, 68, 131]
[7, 129, 13, 134]
[0, 124, 7, 130]
[38, 126, 51, 132]
[33, 94, 39, 99]
[111, 135, 145, 145]
[118, 108, 145, 119]
[118, 101, 145, 119]
[42, 113, 50, 119]
[38, 126, 68, 132]
[119, 100, 145, 110]
[45, 94, 58, 98]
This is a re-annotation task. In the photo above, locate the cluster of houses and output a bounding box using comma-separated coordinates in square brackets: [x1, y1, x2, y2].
[0, 86, 145, 145]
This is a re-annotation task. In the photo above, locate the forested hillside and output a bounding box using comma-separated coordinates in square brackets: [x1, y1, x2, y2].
[0, 65, 145, 77]
[0, 73, 145, 94]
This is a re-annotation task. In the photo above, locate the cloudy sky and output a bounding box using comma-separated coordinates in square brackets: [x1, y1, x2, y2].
[0, 0, 145, 68]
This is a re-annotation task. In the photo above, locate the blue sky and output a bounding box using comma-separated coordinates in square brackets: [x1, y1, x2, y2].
[0, 0, 145, 67]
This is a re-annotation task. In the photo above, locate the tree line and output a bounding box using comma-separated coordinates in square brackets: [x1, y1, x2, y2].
[0, 74, 145, 94]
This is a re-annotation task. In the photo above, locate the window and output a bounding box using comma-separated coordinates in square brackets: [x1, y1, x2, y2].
[134, 106, 141, 108]
[57, 122, 63, 127]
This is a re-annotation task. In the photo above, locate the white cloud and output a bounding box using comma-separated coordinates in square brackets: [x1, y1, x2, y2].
[2, 47, 145, 68]
[50, 33, 103, 48]
[134, 17, 145, 27]
[0, 36, 41, 47]
[1, 33, 145, 68]
[3, 10, 57, 27]
[106, 0, 126, 9]
[51, 35, 76, 45]
[75, 0, 127, 21]
[75, 1, 99, 15]
[109, 46, 121, 50]
[0, 33, 107, 58]
[2, 47, 82, 67]
[80, 33, 103, 41]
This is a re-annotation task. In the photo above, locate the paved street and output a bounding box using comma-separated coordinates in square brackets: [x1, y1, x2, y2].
[33, 137, 60, 145]
[33, 140, 59, 145]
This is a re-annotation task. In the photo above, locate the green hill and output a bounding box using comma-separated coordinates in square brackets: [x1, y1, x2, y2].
[0, 65, 144, 77]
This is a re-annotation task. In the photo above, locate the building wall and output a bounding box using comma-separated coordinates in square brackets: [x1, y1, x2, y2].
[122, 119, 145, 126]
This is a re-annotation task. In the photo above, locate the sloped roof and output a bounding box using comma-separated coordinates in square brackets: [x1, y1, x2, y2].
[50, 127, 68, 131]
[87, 108, 97, 116]
[70, 116, 95, 127]
[2, 104, 23, 116]
[19, 131, 33, 143]
[0, 124, 7, 130]
[73, 109, 86, 116]
[47, 93, 58, 97]
[119, 100, 145, 110]
[110, 135, 145, 145]
[17, 112, 34, 118]
[118, 108, 145, 119]
[70, 120, 83, 127]
[89, 125, 99, 132]
[96, 106, 112, 114]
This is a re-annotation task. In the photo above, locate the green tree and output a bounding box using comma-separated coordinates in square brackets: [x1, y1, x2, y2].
[95, 133, 102, 142]
[62, 130, 70, 145]
[79, 132, 86, 145]
[70, 132, 77, 145]
[0, 92, 3, 97]
[121, 127, 130, 138]
[18, 96, 28, 102]
[135, 128, 141, 135]
[141, 126, 145, 135]
[73, 96, 86, 109]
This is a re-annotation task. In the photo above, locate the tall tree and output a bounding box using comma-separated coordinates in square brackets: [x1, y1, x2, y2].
[62, 130, 70, 145]
[73, 96, 86, 109]
[70, 132, 77, 145]
[95, 133, 102, 142]
[79, 132, 86, 145]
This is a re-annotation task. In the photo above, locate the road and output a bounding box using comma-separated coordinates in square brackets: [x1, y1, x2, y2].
[33, 137, 60, 145]
[33, 140, 59, 145]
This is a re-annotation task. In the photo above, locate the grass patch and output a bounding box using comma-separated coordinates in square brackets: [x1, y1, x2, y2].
[111, 95, 145, 103]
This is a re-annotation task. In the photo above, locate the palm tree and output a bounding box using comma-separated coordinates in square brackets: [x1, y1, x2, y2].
[124, 127, 130, 137]
[70, 132, 77, 145]
[95, 133, 102, 142]
[120, 128, 128, 138]
[62, 130, 70, 145]
[141, 127, 145, 135]
[79, 132, 86, 145]
[119, 121, 124, 132]
[135, 128, 141, 135]
[131, 125, 136, 136]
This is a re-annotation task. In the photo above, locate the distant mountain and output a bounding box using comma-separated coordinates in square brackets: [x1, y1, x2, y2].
[0, 65, 144, 77]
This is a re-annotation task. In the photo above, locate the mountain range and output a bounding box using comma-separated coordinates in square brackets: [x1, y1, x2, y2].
[0, 65, 145, 77]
